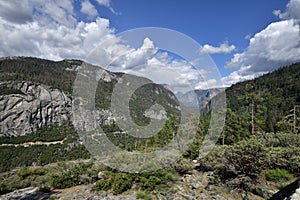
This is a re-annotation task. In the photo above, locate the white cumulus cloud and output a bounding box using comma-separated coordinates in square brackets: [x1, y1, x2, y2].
[223, 0, 300, 86]
[96, 0, 111, 7]
[81, 0, 99, 19]
[0, 0, 118, 61]
[0, 16, 116, 61]
[0, 0, 74, 26]
[0, 0, 34, 24]
[273, 0, 300, 20]
[195, 79, 218, 90]
[199, 42, 236, 54]
[112, 38, 158, 70]
[96, 0, 117, 14]
[0, 0, 217, 92]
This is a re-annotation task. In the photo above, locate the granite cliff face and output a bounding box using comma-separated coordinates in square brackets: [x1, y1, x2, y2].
[0, 58, 117, 137]
[0, 81, 72, 137]
[0, 57, 179, 137]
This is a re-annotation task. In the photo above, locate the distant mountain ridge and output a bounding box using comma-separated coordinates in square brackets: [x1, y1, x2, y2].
[177, 88, 225, 113]
[0, 57, 180, 137]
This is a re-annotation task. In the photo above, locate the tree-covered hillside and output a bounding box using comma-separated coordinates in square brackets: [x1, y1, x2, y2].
[0, 57, 79, 93]
[222, 63, 300, 144]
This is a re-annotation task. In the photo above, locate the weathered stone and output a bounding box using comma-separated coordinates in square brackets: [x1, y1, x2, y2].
[0, 80, 119, 137]
[0, 187, 53, 200]
[98, 171, 104, 179]
[191, 182, 201, 190]
[254, 187, 275, 199]
[178, 192, 195, 200]
[270, 179, 300, 200]
[0, 81, 72, 136]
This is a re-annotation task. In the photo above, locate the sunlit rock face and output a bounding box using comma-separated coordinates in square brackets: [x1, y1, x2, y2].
[0, 81, 72, 136]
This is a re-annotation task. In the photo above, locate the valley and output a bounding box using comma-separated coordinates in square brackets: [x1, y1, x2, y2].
[0, 57, 300, 199]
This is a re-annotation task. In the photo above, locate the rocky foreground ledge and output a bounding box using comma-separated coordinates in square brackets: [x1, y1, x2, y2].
[270, 179, 300, 200]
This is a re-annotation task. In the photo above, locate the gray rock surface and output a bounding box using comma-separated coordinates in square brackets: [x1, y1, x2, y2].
[0, 81, 118, 137]
[270, 179, 300, 200]
[290, 188, 300, 200]
[0, 187, 53, 200]
[0, 81, 72, 136]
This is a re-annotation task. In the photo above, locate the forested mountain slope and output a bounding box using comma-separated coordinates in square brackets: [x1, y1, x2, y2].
[222, 63, 300, 144]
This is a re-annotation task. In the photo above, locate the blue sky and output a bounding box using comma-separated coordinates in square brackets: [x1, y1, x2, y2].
[97, 0, 289, 77]
[0, 0, 299, 89]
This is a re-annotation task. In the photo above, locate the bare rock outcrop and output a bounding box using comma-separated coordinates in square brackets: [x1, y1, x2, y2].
[0, 81, 71, 137]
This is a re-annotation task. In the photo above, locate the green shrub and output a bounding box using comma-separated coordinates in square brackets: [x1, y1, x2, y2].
[33, 168, 48, 176]
[51, 162, 95, 189]
[0, 183, 11, 195]
[172, 158, 194, 174]
[139, 176, 161, 190]
[278, 182, 289, 190]
[112, 173, 133, 195]
[136, 190, 152, 200]
[49, 195, 59, 200]
[51, 173, 77, 189]
[212, 166, 237, 184]
[138, 169, 174, 191]
[92, 172, 133, 194]
[93, 179, 112, 191]
[198, 145, 227, 171]
[252, 132, 300, 148]
[92, 168, 175, 194]
[18, 167, 33, 179]
[265, 169, 294, 182]
[266, 147, 300, 175]
[224, 139, 268, 177]
[17, 167, 47, 179]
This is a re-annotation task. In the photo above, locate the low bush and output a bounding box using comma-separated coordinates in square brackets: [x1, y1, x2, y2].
[92, 168, 175, 194]
[198, 145, 227, 171]
[199, 133, 300, 188]
[265, 169, 294, 182]
[51, 161, 95, 189]
[136, 190, 152, 200]
[138, 169, 174, 191]
[92, 171, 133, 194]
[172, 158, 194, 174]
[112, 173, 133, 195]
[93, 179, 112, 191]
[212, 166, 237, 184]
[0, 183, 11, 195]
[51, 173, 77, 189]
[18, 167, 47, 179]
[223, 139, 268, 177]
